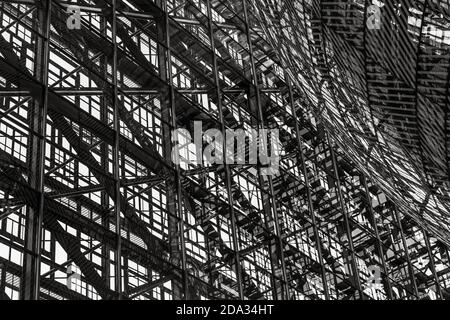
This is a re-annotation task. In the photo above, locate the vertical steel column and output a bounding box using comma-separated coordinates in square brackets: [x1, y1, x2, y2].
[423, 231, 443, 299]
[111, 0, 123, 299]
[21, 0, 51, 300]
[285, 75, 330, 300]
[205, 0, 244, 300]
[327, 136, 364, 299]
[392, 207, 419, 298]
[157, 0, 188, 299]
[242, 0, 289, 300]
[100, 14, 111, 292]
[361, 175, 393, 299]
[0, 263, 6, 299]
[202, 205, 215, 290]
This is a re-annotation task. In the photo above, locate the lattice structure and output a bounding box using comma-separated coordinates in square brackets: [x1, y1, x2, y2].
[0, 0, 449, 301]
[250, 0, 450, 245]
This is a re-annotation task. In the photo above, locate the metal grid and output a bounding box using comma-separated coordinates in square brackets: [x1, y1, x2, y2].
[0, 0, 448, 300]
[250, 0, 450, 245]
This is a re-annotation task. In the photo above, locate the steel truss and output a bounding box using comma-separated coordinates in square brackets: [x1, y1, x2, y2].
[0, 0, 449, 300]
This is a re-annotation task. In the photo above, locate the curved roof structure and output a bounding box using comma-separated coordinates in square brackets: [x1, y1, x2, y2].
[249, 0, 450, 244]
[0, 0, 449, 301]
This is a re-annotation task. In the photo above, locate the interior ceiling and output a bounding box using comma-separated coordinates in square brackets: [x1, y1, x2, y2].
[249, 0, 450, 243]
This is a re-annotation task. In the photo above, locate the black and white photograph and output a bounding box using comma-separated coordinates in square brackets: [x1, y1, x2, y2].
[0, 0, 449, 311]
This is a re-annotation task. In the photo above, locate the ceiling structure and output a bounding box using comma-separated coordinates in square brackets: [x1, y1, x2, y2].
[0, 0, 449, 300]
[249, 0, 450, 245]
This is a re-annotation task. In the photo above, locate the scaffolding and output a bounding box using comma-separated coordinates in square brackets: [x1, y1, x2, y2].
[0, 0, 449, 300]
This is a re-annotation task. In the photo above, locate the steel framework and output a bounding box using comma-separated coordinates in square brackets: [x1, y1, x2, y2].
[0, 0, 449, 300]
